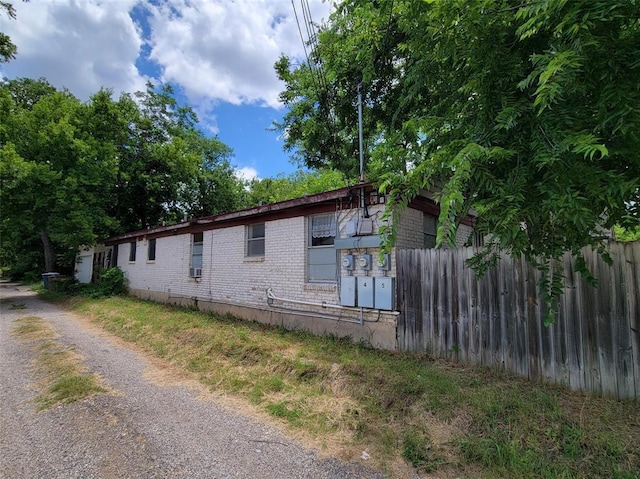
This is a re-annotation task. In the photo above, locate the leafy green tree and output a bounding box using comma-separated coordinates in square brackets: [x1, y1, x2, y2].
[0, 2, 17, 63]
[1, 80, 118, 272]
[106, 83, 246, 230]
[247, 168, 349, 206]
[276, 0, 640, 317]
[0, 78, 245, 275]
[178, 129, 246, 218]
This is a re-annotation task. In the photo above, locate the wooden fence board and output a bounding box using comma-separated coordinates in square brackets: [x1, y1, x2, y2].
[613, 243, 636, 400]
[396, 243, 639, 399]
[629, 243, 640, 399]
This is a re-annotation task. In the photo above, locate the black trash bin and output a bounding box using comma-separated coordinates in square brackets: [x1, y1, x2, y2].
[41, 272, 60, 290]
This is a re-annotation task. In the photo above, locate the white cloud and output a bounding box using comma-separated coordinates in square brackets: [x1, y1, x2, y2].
[2, 0, 147, 100]
[234, 166, 259, 182]
[145, 0, 331, 109]
[2, 0, 331, 107]
[0, 0, 332, 178]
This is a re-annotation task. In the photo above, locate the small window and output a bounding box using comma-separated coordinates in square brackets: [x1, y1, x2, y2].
[190, 232, 203, 277]
[310, 214, 336, 247]
[424, 214, 437, 249]
[308, 214, 337, 282]
[247, 223, 265, 257]
[129, 241, 136, 262]
[147, 238, 156, 261]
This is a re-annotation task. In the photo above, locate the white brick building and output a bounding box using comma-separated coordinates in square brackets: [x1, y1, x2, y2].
[81, 184, 474, 350]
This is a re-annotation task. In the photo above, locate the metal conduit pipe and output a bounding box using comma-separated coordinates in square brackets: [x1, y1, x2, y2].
[266, 288, 398, 319]
[267, 302, 369, 325]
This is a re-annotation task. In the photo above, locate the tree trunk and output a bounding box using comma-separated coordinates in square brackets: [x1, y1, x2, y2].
[40, 230, 56, 272]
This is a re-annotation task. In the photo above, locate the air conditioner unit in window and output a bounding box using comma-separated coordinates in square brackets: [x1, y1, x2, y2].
[190, 268, 202, 278]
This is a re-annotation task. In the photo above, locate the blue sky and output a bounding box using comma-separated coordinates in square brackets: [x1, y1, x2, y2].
[0, 0, 332, 180]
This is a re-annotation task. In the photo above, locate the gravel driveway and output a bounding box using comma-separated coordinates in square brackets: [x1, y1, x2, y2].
[0, 284, 387, 479]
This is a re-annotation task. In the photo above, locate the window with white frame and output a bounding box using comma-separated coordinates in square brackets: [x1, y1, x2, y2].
[129, 241, 136, 262]
[190, 232, 203, 277]
[246, 223, 265, 257]
[308, 214, 337, 282]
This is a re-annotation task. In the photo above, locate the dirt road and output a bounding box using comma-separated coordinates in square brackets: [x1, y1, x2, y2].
[0, 284, 386, 478]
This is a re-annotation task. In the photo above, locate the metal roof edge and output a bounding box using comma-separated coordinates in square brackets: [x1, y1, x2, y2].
[104, 184, 365, 244]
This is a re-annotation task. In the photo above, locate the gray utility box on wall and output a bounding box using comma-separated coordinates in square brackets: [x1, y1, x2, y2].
[340, 276, 395, 310]
[340, 276, 356, 306]
[357, 277, 375, 308]
[374, 277, 395, 310]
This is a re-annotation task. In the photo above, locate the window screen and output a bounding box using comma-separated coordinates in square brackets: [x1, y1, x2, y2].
[424, 214, 437, 248]
[247, 223, 265, 257]
[190, 232, 203, 277]
[308, 214, 337, 282]
[129, 242, 136, 262]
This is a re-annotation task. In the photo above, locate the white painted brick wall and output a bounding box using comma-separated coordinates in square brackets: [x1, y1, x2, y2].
[114, 204, 472, 313]
[118, 217, 340, 309]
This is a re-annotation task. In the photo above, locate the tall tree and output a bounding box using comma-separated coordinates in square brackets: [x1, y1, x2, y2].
[0, 79, 245, 275]
[1, 79, 118, 272]
[110, 83, 246, 230]
[276, 0, 640, 315]
[177, 129, 245, 218]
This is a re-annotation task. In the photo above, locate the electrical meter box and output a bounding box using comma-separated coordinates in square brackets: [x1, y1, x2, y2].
[376, 253, 391, 271]
[340, 276, 356, 306]
[358, 253, 372, 270]
[374, 277, 395, 310]
[357, 276, 375, 308]
[341, 254, 355, 271]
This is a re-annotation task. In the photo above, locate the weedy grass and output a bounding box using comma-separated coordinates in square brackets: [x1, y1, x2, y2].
[58, 295, 639, 479]
[11, 316, 108, 410]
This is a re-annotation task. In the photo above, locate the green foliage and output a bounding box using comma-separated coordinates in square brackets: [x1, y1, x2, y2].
[91, 267, 128, 297]
[0, 78, 246, 276]
[0, 2, 17, 63]
[41, 267, 128, 299]
[246, 168, 349, 205]
[614, 225, 640, 242]
[276, 0, 640, 320]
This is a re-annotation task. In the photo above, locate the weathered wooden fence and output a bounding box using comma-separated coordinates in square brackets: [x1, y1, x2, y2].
[396, 242, 639, 400]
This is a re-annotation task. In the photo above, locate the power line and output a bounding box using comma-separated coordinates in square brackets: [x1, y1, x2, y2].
[294, 2, 339, 133]
[301, 0, 329, 93]
[291, 0, 322, 99]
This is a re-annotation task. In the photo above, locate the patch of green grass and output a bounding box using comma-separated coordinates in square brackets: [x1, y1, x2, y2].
[54, 295, 640, 479]
[12, 316, 108, 410]
[266, 400, 303, 424]
[402, 428, 434, 471]
[37, 369, 108, 410]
